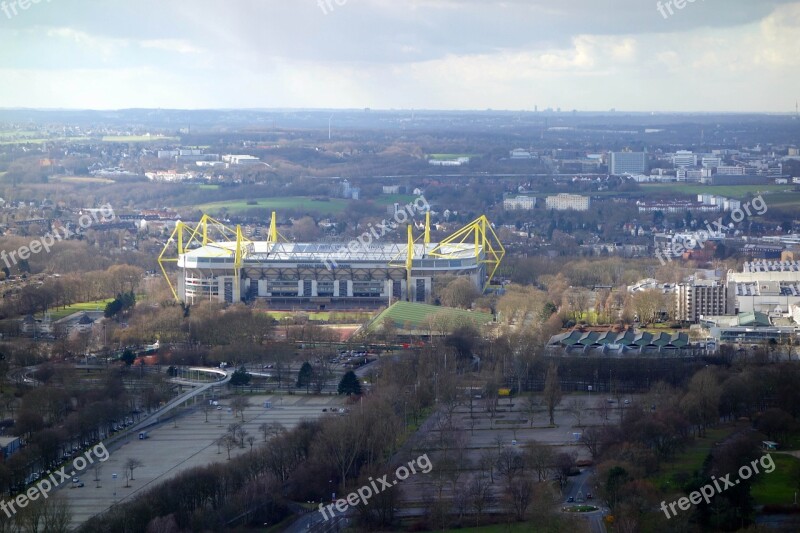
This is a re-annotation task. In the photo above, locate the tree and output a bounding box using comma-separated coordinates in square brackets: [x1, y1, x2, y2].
[543, 363, 562, 426]
[567, 398, 587, 428]
[338, 371, 362, 396]
[505, 478, 533, 521]
[121, 348, 136, 367]
[229, 366, 251, 386]
[296, 361, 313, 392]
[230, 396, 251, 421]
[524, 441, 554, 482]
[523, 396, 539, 428]
[124, 458, 143, 482]
[440, 277, 480, 309]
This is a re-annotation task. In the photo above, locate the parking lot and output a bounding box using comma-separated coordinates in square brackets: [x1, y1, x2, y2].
[62, 393, 346, 529]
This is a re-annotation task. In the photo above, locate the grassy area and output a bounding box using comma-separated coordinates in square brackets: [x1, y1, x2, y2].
[366, 301, 493, 333]
[101, 135, 179, 142]
[195, 196, 351, 215]
[751, 453, 800, 506]
[38, 299, 114, 320]
[51, 176, 115, 184]
[198, 184, 220, 190]
[651, 424, 744, 489]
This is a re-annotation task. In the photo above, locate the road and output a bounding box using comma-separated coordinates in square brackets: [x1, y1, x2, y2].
[563, 468, 607, 533]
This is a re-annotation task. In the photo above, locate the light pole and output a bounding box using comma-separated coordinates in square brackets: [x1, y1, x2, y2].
[112, 472, 118, 504]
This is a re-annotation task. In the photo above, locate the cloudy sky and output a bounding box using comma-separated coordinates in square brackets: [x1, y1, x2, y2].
[0, 0, 799, 112]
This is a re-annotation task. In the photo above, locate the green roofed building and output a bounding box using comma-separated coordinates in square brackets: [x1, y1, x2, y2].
[547, 328, 696, 356]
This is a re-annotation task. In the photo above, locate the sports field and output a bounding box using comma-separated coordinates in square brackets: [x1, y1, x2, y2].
[366, 301, 493, 333]
[38, 299, 114, 320]
[195, 196, 351, 215]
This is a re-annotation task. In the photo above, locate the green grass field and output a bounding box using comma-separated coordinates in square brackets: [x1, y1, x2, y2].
[101, 135, 179, 142]
[198, 184, 220, 190]
[38, 299, 114, 320]
[367, 301, 493, 333]
[195, 197, 351, 215]
[751, 453, 800, 506]
[651, 425, 743, 489]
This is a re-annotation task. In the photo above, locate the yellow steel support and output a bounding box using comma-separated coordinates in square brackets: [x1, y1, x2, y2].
[268, 211, 279, 244]
[428, 215, 505, 291]
[406, 224, 414, 301]
[424, 212, 431, 246]
[158, 214, 254, 304]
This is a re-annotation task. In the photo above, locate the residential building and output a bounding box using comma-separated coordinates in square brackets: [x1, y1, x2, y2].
[610, 152, 647, 175]
[503, 196, 536, 211]
[675, 280, 727, 322]
[545, 194, 590, 211]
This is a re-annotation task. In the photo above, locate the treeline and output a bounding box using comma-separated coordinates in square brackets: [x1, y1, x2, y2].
[588, 360, 800, 531]
[80, 366, 424, 532]
[0, 264, 142, 320]
[0, 368, 172, 497]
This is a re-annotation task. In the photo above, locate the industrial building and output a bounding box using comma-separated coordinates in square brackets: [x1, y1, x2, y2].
[159, 213, 504, 308]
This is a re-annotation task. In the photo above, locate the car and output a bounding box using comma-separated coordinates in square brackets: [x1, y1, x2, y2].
[216, 406, 222, 410]
[587, 493, 593, 500]
[567, 496, 574, 503]
[624, 399, 631, 405]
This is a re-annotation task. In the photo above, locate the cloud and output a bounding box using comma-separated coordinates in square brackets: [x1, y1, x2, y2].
[0, 0, 798, 111]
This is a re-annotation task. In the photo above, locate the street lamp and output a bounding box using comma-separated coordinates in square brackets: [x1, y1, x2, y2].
[112, 472, 118, 504]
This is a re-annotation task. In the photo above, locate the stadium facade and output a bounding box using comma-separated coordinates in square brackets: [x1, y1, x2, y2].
[159, 212, 504, 308]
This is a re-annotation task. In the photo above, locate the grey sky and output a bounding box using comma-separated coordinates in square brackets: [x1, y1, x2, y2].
[0, 0, 798, 111]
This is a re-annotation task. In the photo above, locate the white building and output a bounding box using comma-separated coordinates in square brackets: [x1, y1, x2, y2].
[716, 166, 746, 175]
[223, 155, 262, 166]
[545, 194, 590, 211]
[610, 152, 647, 175]
[503, 196, 536, 211]
[673, 151, 698, 168]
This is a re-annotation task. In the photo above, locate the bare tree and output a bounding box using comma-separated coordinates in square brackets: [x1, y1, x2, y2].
[523, 441, 554, 482]
[543, 363, 562, 425]
[567, 398, 587, 428]
[505, 478, 534, 521]
[467, 473, 494, 526]
[124, 458, 143, 482]
[523, 396, 539, 428]
[246, 435, 255, 450]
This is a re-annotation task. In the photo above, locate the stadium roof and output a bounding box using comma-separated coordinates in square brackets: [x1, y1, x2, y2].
[182, 241, 480, 263]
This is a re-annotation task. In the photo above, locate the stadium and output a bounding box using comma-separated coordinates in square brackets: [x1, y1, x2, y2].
[159, 212, 504, 308]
